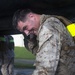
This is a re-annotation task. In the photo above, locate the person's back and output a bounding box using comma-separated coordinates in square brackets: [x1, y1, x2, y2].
[52, 16, 75, 75]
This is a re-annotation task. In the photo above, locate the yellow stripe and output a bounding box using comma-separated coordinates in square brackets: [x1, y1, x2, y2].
[67, 23, 75, 37]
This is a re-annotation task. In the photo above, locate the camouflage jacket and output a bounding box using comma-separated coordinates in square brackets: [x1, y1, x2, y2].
[32, 15, 75, 75]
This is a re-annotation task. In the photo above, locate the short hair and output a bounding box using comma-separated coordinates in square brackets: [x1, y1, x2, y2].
[12, 9, 32, 29]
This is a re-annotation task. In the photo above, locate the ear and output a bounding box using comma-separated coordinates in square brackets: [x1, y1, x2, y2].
[28, 13, 34, 18]
[28, 13, 35, 21]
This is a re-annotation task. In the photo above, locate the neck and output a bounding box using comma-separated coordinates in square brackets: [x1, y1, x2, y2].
[35, 14, 41, 29]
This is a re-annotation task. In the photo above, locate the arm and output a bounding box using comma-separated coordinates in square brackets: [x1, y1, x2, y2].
[23, 33, 38, 55]
[32, 17, 62, 75]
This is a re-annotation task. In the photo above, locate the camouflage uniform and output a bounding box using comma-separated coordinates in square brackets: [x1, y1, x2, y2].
[23, 33, 38, 55]
[24, 15, 75, 75]
[0, 35, 14, 75]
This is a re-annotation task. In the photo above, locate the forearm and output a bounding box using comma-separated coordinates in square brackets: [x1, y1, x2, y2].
[32, 40, 60, 75]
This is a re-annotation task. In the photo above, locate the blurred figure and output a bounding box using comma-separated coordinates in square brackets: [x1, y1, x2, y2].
[0, 35, 14, 75]
[0, 35, 8, 75]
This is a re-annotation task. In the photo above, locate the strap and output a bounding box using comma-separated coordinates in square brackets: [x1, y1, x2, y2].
[54, 16, 75, 50]
[54, 15, 72, 26]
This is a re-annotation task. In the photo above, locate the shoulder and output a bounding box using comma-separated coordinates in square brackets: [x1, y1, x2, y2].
[40, 15, 64, 31]
[40, 14, 62, 24]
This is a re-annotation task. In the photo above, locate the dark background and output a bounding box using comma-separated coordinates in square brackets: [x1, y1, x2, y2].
[0, 0, 75, 35]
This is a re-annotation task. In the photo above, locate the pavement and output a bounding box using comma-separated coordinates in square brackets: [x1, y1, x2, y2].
[0, 59, 35, 75]
[14, 59, 35, 64]
[14, 68, 34, 75]
[14, 59, 35, 75]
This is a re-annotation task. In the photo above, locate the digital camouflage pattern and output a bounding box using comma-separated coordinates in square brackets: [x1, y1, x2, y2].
[24, 15, 75, 75]
[23, 33, 38, 55]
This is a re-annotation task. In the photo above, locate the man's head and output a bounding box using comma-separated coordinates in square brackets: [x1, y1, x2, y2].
[12, 9, 40, 36]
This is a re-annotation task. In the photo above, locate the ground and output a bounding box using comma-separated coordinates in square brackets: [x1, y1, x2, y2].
[14, 59, 35, 75]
